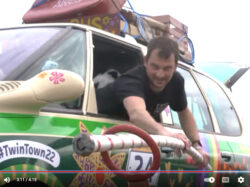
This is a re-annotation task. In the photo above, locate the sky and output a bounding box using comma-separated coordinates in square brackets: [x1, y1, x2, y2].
[0, 0, 250, 66]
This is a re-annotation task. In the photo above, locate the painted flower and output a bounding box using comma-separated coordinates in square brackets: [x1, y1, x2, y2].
[70, 122, 125, 187]
[49, 72, 65, 84]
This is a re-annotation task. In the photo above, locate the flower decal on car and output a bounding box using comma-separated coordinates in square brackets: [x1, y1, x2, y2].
[49, 72, 65, 85]
[70, 122, 126, 187]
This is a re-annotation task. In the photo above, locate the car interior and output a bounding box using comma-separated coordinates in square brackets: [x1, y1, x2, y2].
[92, 34, 144, 119]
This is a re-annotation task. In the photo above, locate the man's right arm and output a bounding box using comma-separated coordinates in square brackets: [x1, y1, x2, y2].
[123, 96, 168, 135]
[123, 96, 190, 148]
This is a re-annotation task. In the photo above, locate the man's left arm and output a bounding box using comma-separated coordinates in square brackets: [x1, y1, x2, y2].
[177, 107, 199, 142]
[178, 107, 209, 167]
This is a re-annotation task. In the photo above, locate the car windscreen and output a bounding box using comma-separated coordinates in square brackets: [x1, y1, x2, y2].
[0, 27, 61, 80]
[0, 27, 86, 80]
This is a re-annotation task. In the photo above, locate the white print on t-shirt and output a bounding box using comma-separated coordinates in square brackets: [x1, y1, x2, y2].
[154, 103, 169, 115]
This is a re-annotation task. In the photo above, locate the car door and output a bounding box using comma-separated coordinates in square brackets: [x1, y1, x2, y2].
[159, 66, 236, 186]
[194, 71, 250, 186]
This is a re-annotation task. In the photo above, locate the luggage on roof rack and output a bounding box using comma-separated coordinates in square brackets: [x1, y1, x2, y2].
[22, 0, 193, 64]
[23, 0, 126, 23]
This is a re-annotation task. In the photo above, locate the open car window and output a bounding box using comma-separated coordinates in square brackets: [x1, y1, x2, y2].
[93, 34, 144, 120]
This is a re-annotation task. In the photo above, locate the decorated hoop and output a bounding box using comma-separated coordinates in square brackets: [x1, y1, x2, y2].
[101, 124, 161, 182]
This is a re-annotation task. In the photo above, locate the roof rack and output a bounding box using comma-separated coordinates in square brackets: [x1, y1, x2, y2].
[23, 0, 194, 64]
[119, 9, 193, 63]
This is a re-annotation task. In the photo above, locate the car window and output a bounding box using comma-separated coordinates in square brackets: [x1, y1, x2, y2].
[17, 29, 86, 80]
[0, 27, 60, 80]
[0, 27, 87, 112]
[93, 35, 143, 81]
[93, 34, 144, 120]
[170, 68, 214, 132]
[195, 72, 241, 135]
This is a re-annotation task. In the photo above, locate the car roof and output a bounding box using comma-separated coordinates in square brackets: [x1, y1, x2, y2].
[0, 22, 225, 87]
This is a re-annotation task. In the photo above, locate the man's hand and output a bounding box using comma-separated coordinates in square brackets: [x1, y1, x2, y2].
[166, 132, 191, 157]
[171, 132, 191, 150]
[195, 147, 209, 167]
[192, 142, 209, 167]
[178, 107, 209, 167]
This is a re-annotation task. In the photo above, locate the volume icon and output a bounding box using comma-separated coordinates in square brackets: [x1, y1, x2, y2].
[4, 177, 10, 183]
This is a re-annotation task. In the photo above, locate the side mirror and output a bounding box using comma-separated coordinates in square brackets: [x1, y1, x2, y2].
[0, 69, 84, 115]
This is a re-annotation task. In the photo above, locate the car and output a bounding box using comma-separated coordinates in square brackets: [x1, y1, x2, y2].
[0, 23, 249, 187]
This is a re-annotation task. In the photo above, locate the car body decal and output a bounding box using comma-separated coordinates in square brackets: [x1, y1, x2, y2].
[0, 140, 60, 168]
[48, 71, 66, 85]
[71, 122, 126, 187]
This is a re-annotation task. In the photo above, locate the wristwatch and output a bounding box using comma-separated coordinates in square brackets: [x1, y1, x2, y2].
[192, 140, 202, 150]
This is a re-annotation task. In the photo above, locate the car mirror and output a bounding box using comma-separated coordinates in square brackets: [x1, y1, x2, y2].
[0, 69, 84, 115]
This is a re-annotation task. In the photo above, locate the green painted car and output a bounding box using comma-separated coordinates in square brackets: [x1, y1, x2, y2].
[0, 23, 249, 187]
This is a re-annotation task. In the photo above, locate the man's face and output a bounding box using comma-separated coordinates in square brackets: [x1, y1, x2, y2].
[144, 48, 177, 92]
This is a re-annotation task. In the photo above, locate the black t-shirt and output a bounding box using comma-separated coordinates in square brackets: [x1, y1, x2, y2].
[96, 66, 187, 121]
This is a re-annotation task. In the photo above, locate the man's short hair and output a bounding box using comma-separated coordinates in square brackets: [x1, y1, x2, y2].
[145, 37, 179, 64]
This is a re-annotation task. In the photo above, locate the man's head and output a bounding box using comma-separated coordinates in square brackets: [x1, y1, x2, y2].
[144, 37, 179, 92]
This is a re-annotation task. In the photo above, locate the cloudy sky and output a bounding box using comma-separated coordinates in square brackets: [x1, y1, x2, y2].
[0, 0, 250, 66]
